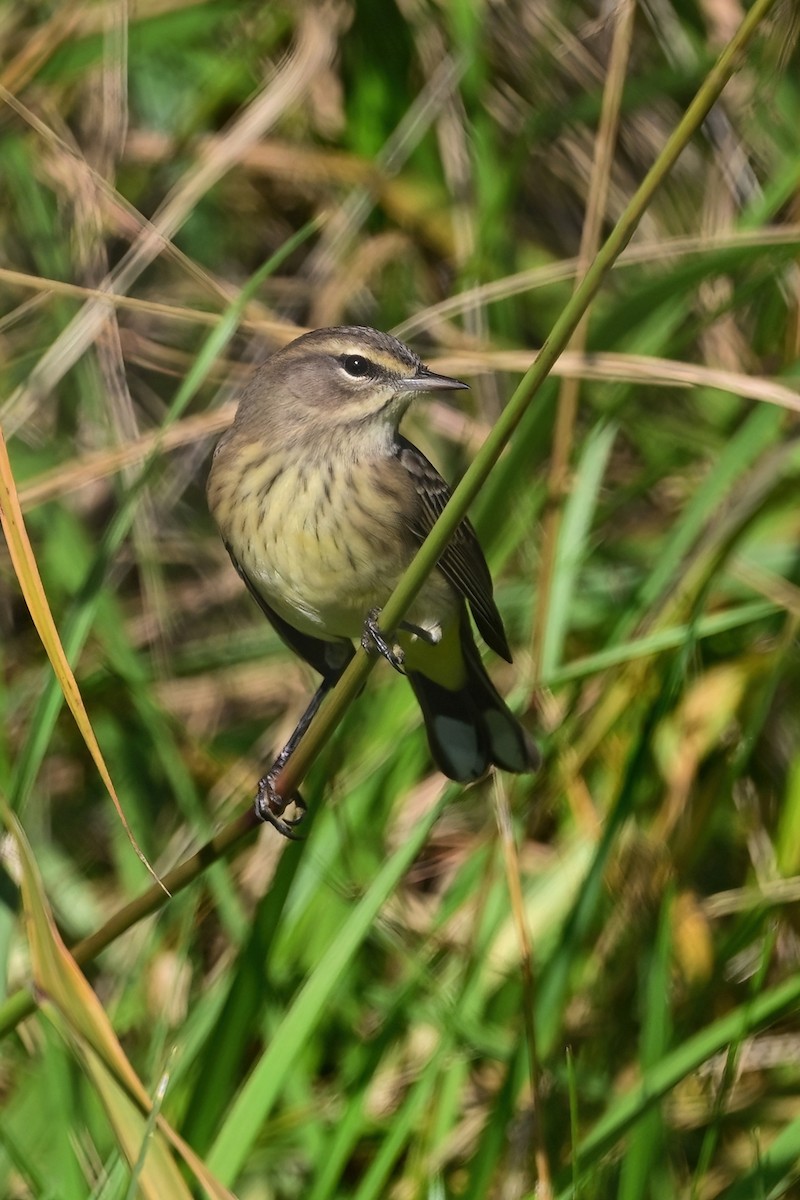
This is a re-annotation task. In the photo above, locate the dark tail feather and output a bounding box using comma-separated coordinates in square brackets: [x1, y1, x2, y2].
[408, 621, 539, 783]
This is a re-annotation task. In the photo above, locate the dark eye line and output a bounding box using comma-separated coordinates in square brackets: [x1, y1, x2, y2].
[337, 353, 380, 379]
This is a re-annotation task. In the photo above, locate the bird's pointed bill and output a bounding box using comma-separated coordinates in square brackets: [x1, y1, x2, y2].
[401, 366, 469, 392]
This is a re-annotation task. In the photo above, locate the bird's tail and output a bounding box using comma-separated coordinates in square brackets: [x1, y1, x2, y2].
[407, 615, 539, 783]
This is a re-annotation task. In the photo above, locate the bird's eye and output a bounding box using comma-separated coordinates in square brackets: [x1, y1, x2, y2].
[340, 354, 372, 378]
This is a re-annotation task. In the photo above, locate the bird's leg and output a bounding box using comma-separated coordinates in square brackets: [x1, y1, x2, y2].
[361, 607, 406, 674]
[255, 679, 332, 838]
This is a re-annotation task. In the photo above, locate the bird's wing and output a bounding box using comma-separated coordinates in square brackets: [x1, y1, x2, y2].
[224, 543, 354, 682]
[395, 437, 512, 662]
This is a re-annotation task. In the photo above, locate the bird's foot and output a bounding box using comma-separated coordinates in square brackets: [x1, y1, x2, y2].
[362, 607, 406, 674]
[254, 770, 307, 840]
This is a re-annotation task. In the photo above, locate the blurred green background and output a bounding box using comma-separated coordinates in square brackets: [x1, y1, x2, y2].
[2, 0, 800, 1196]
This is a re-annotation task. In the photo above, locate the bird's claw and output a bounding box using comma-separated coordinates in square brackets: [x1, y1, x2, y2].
[254, 771, 307, 840]
[361, 607, 406, 674]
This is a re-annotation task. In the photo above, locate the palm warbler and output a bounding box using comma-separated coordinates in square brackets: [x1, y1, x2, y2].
[208, 326, 538, 834]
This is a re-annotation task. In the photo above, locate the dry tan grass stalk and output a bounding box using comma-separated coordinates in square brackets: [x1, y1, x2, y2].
[0, 5, 342, 435]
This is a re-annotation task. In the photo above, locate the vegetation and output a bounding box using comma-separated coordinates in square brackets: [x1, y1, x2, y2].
[1, 0, 800, 1196]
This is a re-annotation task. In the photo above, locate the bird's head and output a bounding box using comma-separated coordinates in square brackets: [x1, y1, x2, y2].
[234, 325, 468, 454]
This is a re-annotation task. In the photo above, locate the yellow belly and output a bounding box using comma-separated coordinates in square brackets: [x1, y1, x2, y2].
[216, 452, 457, 644]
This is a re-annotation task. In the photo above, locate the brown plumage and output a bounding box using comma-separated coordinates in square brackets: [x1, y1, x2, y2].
[207, 326, 538, 829]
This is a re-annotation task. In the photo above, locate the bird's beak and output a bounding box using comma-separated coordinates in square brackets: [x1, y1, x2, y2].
[400, 365, 469, 392]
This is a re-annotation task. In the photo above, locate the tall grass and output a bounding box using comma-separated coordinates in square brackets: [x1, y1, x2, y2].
[2, 1, 800, 1197]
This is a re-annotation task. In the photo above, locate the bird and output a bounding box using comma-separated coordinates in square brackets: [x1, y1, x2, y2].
[207, 325, 539, 834]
